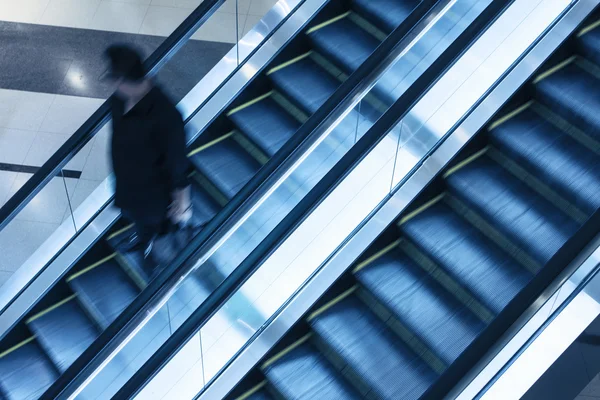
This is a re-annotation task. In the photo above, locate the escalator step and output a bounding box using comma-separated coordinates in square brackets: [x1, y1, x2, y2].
[189, 182, 221, 228]
[268, 56, 340, 114]
[190, 137, 262, 200]
[0, 340, 58, 400]
[446, 155, 580, 265]
[26, 296, 99, 372]
[308, 16, 379, 74]
[228, 96, 301, 157]
[356, 249, 486, 365]
[310, 295, 436, 399]
[489, 107, 600, 216]
[352, 0, 421, 34]
[577, 23, 600, 65]
[263, 342, 361, 400]
[242, 389, 275, 400]
[67, 258, 139, 329]
[534, 61, 600, 143]
[401, 201, 531, 315]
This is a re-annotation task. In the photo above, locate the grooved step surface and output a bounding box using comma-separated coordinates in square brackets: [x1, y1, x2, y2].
[490, 108, 600, 216]
[535, 62, 600, 143]
[578, 25, 600, 65]
[229, 96, 301, 157]
[310, 295, 437, 399]
[27, 299, 98, 373]
[189, 182, 222, 228]
[190, 137, 262, 200]
[446, 155, 580, 265]
[68, 260, 139, 329]
[268, 57, 340, 114]
[264, 342, 361, 400]
[0, 342, 58, 400]
[308, 17, 379, 74]
[356, 249, 486, 365]
[401, 201, 531, 314]
[352, 0, 421, 33]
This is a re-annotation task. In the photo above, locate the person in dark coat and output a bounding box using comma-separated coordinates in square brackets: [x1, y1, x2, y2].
[104, 44, 192, 264]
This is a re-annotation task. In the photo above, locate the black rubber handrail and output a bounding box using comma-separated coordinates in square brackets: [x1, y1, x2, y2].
[39, 1, 445, 398]
[0, 0, 225, 233]
[111, 1, 512, 398]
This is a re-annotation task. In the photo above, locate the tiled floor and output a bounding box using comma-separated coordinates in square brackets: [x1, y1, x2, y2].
[0, 0, 277, 42]
[0, 88, 109, 285]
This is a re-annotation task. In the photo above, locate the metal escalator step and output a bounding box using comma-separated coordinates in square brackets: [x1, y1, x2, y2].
[310, 295, 436, 399]
[228, 96, 301, 157]
[490, 108, 600, 216]
[578, 23, 600, 66]
[351, 0, 421, 34]
[401, 201, 531, 315]
[114, 248, 210, 328]
[189, 181, 221, 228]
[263, 342, 361, 400]
[355, 249, 486, 365]
[535, 61, 600, 143]
[0, 340, 58, 400]
[268, 56, 340, 115]
[308, 16, 379, 74]
[446, 155, 580, 265]
[26, 296, 99, 372]
[67, 259, 139, 329]
[190, 137, 262, 200]
[242, 389, 275, 400]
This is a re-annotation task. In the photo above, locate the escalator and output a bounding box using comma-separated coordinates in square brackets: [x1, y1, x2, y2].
[0, 1, 442, 399]
[228, 13, 600, 400]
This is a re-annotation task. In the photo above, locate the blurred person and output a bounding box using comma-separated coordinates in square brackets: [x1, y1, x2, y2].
[104, 44, 192, 269]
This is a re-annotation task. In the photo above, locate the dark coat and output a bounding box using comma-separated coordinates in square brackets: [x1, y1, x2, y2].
[110, 86, 189, 216]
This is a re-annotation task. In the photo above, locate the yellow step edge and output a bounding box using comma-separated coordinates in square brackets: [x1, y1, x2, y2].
[306, 11, 351, 34]
[307, 286, 357, 321]
[227, 91, 273, 117]
[533, 56, 576, 84]
[399, 194, 445, 225]
[578, 19, 600, 37]
[443, 147, 489, 178]
[187, 131, 235, 157]
[26, 294, 77, 324]
[0, 336, 36, 359]
[107, 223, 134, 240]
[67, 253, 117, 282]
[353, 240, 402, 274]
[266, 51, 313, 76]
[261, 334, 312, 369]
[236, 382, 267, 400]
[488, 101, 533, 131]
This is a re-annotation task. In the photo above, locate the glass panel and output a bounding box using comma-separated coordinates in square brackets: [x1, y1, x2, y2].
[0, 170, 77, 292]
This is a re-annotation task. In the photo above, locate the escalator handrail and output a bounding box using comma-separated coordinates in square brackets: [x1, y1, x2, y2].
[0, 0, 226, 233]
[110, 1, 513, 398]
[38, 1, 449, 398]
